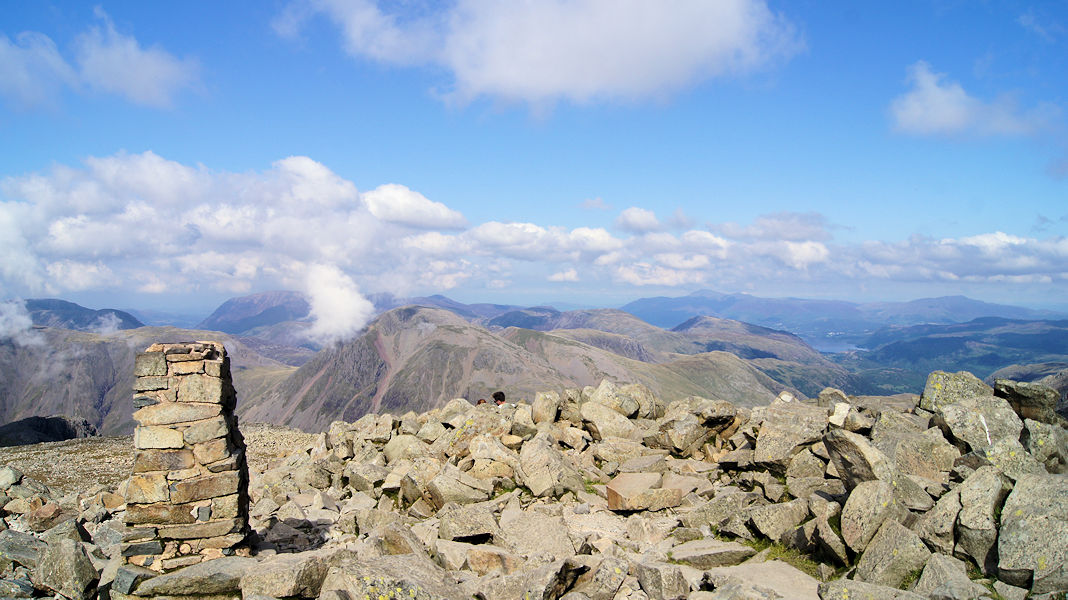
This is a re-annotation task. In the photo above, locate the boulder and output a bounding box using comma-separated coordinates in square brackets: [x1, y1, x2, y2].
[817, 579, 926, 600]
[134, 556, 256, 596]
[997, 472, 1068, 594]
[588, 379, 640, 417]
[532, 391, 561, 424]
[1023, 418, 1068, 474]
[912, 553, 990, 599]
[854, 520, 931, 588]
[669, 538, 757, 569]
[605, 472, 682, 512]
[30, 539, 98, 600]
[0, 530, 46, 571]
[753, 403, 827, 469]
[955, 466, 1012, 573]
[425, 465, 491, 509]
[840, 479, 905, 553]
[476, 558, 586, 600]
[936, 394, 1023, 453]
[994, 378, 1063, 425]
[920, 371, 992, 413]
[519, 432, 585, 498]
[704, 560, 821, 600]
[633, 560, 690, 600]
[498, 506, 576, 562]
[748, 498, 809, 542]
[437, 504, 501, 543]
[581, 401, 642, 441]
[240, 550, 330, 598]
[318, 553, 467, 600]
[917, 487, 962, 556]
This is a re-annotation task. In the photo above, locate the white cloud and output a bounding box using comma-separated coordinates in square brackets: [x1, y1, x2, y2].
[45, 260, 119, 291]
[548, 268, 579, 282]
[615, 263, 706, 286]
[616, 207, 661, 233]
[304, 264, 375, 344]
[363, 183, 466, 229]
[278, 0, 800, 106]
[890, 61, 1055, 136]
[73, 8, 200, 107]
[0, 9, 198, 110]
[581, 197, 610, 210]
[654, 253, 710, 270]
[715, 211, 830, 241]
[0, 32, 77, 109]
[0, 300, 43, 347]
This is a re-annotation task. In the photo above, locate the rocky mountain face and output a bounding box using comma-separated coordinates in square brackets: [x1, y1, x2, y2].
[0, 327, 295, 436]
[0, 415, 96, 447]
[24, 300, 143, 332]
[0, 369, 1064, 599]
[242, 307, 792, 433]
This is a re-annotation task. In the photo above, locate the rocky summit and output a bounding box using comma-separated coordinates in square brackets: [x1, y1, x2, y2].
[1, 369, 1066, 600]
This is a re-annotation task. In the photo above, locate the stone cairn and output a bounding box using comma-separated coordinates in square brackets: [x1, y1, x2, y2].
[124, 342, 249, 572]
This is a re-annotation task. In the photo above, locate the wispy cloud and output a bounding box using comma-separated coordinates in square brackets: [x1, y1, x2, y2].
[275, 0, 802, 107]
[0, 7, 198, 110]
[889, 61, 1058, 137]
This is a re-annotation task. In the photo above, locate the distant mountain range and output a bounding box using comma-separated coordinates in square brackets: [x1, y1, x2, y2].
[24, 299, 143, 332]
[5, 290, 1067, 434]
[620, 290, 1062, 351]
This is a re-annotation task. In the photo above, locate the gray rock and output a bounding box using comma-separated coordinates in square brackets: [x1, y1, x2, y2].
[936, 394, 1023, 453]
[840, 480, 905, 553]
[570, 555, 628, 600]
[1023, 418, 1068, 474]
[997, 472, 1068, 594]
[818, 579, 926, 600]
[916, 554, 992, 600]
[111, 564, 156, 595]
[135, 556, 256, 595]
[498, 506, 576, 562]
[748, 498, 809, 542]
[893, 428, 960, 481]
[437, 504, 501, 543]
[823, 428, 931, 511]
[30, 539, 98, 600]
[956, 466, 1012, 573]
[240, 550, 329, 598]
[0, 577, 34, 598]
[993, 581, 1028, 600]
[519, 431, 585, 498]
[669, 538, 756, 569]
[0, 466, 23, 491]
[476, 558, 587, 600]
[0, 530, 46, 571]
[425, 465, 491, 509]
[319, 553, 467, 600]
[921, 371, 992, 413]
[854, 520, 931, 588]
[918, 486, 962, 556]
[532, 391, 561, 424]
[704, 560, 821, 600]
[633, 560, 689, 600]
[581, 401, 642, 441]
[605, 472, 681, 512]
[994, 379, 1063, 425]
[589, 379, 640, 418]
[753, 403, 827, 469]
[980, 437, 1045, 481]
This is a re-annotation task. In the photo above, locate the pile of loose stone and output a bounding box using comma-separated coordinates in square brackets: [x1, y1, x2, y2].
[0, 371, 1066, 600]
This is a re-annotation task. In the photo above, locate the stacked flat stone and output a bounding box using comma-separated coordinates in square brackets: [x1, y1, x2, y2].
[124, 342, 249, 572]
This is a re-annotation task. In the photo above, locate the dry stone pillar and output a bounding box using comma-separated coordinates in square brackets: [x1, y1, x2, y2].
[124, 341, 249, 572]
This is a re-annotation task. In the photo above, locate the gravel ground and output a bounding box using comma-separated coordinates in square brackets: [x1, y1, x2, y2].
[0, 422, 317, 496]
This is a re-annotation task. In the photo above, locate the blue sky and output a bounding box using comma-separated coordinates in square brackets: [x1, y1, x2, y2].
[2, 1, 1067, 337]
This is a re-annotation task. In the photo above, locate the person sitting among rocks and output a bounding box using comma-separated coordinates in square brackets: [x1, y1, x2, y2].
[492, 391, 506, 406]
